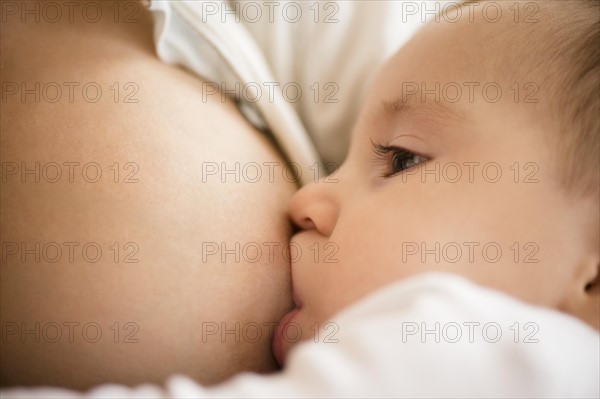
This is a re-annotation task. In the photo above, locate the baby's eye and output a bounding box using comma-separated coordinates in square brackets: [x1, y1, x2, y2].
[371, 140, 429, 178]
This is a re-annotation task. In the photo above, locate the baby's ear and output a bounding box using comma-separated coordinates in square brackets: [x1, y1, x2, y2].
[584, 264, 599, 295]
[570, 197, 600, 331]
[561, 257, 600, 331]
[581, 262, 600, 330]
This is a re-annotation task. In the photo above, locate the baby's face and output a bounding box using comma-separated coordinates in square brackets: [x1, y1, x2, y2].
[274, 3, 599, 365]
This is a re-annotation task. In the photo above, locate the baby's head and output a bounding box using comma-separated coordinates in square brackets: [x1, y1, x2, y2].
[275, 1, 599, 365]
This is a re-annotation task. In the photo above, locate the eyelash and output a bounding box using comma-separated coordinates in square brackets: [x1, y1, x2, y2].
[371, 139, 430, 178]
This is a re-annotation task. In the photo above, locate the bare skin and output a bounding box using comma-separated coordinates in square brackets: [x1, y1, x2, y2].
[1, 0, 295, 389]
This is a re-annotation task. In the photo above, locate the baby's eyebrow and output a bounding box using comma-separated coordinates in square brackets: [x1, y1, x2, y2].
[381, 96, 465, 125]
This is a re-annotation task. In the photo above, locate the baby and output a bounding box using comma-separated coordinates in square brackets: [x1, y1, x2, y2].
[3, 0, 599, 397]
[275, 0, 600, 361]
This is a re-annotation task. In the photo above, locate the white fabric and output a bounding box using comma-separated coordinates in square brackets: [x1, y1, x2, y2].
[148, 0, 425, 180]
[3, 272, 599, 398]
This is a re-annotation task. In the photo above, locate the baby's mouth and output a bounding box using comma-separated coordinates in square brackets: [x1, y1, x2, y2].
[273, 258, 304, 366]
[272, 306, 301, 367]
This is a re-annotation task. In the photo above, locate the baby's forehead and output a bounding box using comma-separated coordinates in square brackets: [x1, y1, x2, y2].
[354, 2, 565, 127]
[422, 1, 546, 51]
[403, 3, 554, 89]
[434, 0, 551, 26]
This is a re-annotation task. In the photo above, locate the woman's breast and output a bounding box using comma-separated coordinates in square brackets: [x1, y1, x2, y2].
[1, 1, 295, 389]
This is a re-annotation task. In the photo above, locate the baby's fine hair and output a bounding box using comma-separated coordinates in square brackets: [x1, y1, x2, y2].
[543, 0, 599, 196]
[461, 0, 599, 195]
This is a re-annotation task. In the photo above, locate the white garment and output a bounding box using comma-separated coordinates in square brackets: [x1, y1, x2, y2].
[3, 273, 598, 398]
[148, 0, 425, 181]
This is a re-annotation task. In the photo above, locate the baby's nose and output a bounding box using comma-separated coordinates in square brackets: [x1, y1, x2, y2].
[289, 180, 339, 236]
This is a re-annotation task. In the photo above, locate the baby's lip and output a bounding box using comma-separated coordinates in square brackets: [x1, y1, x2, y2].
[291, 285, 302, 308]
[272, 307, 301, 367]
[289, 237, 304, 308]
[273, 242, 304, 366]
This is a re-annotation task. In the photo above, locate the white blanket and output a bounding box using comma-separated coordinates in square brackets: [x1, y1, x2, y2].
[149, 0, 425, 178]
